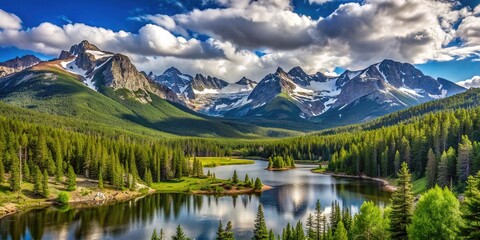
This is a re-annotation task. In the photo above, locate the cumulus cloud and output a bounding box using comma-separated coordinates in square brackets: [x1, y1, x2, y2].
[0, 21, 224, 59]
[457, 76, 480, 89]
[0, 9, 22, 30]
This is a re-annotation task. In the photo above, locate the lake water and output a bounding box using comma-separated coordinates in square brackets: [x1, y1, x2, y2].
[0, 161, 390, 240]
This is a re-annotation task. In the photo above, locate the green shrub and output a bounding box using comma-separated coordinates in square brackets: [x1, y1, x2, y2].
[56, 192, 69, 204]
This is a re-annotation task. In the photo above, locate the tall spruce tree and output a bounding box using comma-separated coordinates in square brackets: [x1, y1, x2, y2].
[253, 205, 269, 240]
[457, 135, 473, 184]
[389, 162, 414, 240]
[172, 225, 189, 240]
[425, 148, 437, 189]
[66, 164, 76, 191]
[9, 151, 21, 192]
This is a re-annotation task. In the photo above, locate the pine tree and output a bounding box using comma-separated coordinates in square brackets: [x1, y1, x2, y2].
[98, 166, 104, 190]
[389, 162, 414, 240]
[437, 151, 450, 188]
[33, 166, 43, 195]
[216, 220, 225, 240]
[9, 151, 21, 192]
[425, 148, 437, 189]
[159, 229, 166, 240]
[224, 221, 234, 240]
[54, 141, 63, 183]
[268, 229, 274, 240]
[253, 205, 269, 240]
[293, 220, 305, 240]
[461, 172, 480, 239]
[0, 156, 4, 184]
[42, 169, 49, 198]
[66, 164, 76, 191]
[144, 168, 153, 187]
[244, 174, 250, 184]
[151, 229, 159, 240]
[314, 200, 322, 240]
[306, 214, 316, 240]
[172, 225, 189, 240]
[232, 170, 239, 184]
[394, 150, 401, 177]
[457, 135, 473, 184]
[254, 177, 263, 191]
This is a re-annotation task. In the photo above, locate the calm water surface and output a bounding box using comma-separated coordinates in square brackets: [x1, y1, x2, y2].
[0, 161, 390, 240]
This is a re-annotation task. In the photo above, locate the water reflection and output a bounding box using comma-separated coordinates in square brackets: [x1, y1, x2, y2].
[0, 161, 390, 240]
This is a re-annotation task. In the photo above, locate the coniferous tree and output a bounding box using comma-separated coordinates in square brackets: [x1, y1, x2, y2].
[254, 177, 263, 191]
[253, 205, 269, 240]
[425, 148, 437, 189]
[224, 221, 234, 240]
[394, 150, 401, 177]
[0, 156, 4, 184]
[216, 220, 224, 240]
[244, 174, 250, 184]
[159, 229, 166, 240]
[98, 166, 104, 190]
[389, 162, 414, 240]
[66, 164, 76, 191]
[293, 220, 305, 240]
[306, 214, 316, 240]
[42, 169, 49, 198]
[457, 135, 473, 184]
[232, 170, 239, 184]
[351, 201, 389, 240]
[144, 168, 153, 187]
[461, 172, 480, 239]
[9, 151, 21, 192]
[33, 166, 43, 195]
[172, 225, 189, 240]
[268, 229, 274, 240]
[151, 229, 159, 240]
[314, 200, 323, 240]
[437, 151, 450, 188]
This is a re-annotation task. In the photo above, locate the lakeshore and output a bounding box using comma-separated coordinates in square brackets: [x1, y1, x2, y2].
[311, 169, 397, 192]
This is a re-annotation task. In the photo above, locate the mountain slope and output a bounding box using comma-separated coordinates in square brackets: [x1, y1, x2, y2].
[0, 42, 298, 138]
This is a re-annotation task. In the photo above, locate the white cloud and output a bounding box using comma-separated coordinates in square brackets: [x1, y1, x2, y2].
[0, 21, 224, 59]
[0, 9, 22, 30]
[457, 76, 480, 88]
[1, 0, 480, 82]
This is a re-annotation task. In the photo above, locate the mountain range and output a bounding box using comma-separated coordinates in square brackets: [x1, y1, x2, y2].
[0, 40, 467, 136]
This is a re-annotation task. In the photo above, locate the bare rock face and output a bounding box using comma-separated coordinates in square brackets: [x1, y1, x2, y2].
[0, 55, 41, 77]
[191, 74, 229, 91]
[101, 54, 181, 104]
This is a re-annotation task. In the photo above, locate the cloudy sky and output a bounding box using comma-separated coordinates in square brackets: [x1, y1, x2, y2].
[1, 0, 480, 84]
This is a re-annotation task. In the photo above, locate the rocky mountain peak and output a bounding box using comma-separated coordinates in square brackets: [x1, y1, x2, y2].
[0, 55, 42, 77]
[163, 66, 182, 75]
[69, 40, 101, 55]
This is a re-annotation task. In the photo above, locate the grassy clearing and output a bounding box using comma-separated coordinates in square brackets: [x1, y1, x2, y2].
[151, 177, 232, 193]
[412, 177, 427, 195]
[196, 157, 254, 167]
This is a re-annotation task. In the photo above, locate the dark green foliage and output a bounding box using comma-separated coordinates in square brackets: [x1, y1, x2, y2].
[254, 177, 263, 191]
[151, 229, 159, 240]
[425, 148, 437, 189]
[457, 135, 473, 184]
[0, 156, 4, 184]
[216, 220, 224, 240]
[461, 172, 480, 239]
[33, 166, 43, 195]
[253, 205, 269, 240]
[42, 169, 49, 198]
[232, 170, 239, 184]
[66, 164, 76, 191]
[172, 225, 189, 240]
[389, 162, 414, 240]
[9, 151, 21, 192]
[224, 221, 234, 240]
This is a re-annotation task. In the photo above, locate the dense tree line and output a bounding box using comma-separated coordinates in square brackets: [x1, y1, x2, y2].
[246, 106, 480, 189]
[0, 117, 228, 192]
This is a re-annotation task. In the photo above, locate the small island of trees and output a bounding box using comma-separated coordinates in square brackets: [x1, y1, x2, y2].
[266, 156, 295, 171]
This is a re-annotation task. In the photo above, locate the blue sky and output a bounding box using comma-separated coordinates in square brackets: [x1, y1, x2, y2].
[1, 0, 480, 82]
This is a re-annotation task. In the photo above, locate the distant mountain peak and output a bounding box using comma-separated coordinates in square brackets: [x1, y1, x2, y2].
[164, 66, 182, 75]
